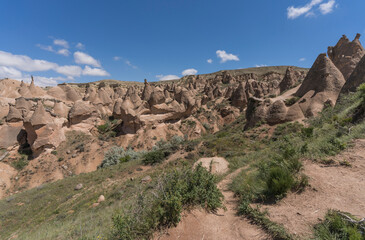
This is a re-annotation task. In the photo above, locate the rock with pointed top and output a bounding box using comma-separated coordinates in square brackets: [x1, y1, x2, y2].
[142, 79, 154, 101]
[15, 97, 32, 117]
[279, 67, 302, 93]
[53, 102, 69, 118]
[328, 34, 365, 79]
[230, 82, 247, 110]
[6, 106, 23, 122]
[24, 102, 65, 154]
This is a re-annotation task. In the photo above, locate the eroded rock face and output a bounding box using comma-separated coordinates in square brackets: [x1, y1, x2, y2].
[113, 98, 141, 134]
[68, 100, 99, 125]
[279, 67, 304, 93]
[6, 106, 23, 122]
[328, 34, 365, 80]
[245, 53, 346, 129]
[23, 102, 66, 154]
[341, 54, 365, 93]
[230, 82, 247, 110]
[296, 54, 345, 96]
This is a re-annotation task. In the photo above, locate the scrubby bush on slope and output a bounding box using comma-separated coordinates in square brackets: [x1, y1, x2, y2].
[111, 164, 223, 240]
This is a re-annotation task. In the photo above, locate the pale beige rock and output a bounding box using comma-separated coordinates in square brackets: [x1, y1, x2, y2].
[193, 157, 229, 174]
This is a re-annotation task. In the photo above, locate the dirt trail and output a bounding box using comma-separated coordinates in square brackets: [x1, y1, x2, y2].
[264, 139, 365, 239]
[155, 168, 269, 240]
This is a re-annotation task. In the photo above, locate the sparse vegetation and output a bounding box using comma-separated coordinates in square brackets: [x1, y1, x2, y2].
[97, 119, 119, 141]
[111, 164, 223, 240]
[284, 96, 300, 106]
[143, 135, 185, 165]
[100, 146, 144, 168]
[11, 155, 28, 170]
[314, 210, 365, 240]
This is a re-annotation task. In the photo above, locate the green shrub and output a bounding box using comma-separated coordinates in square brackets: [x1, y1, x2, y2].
[266, 167, 294, 198]
[12, 155, 28, 170]
[142, 149, 166, 165]
[314, 210, 364, 240]
[100, 146, 142, 168]
[284, 96, 300, 106]
[358, 83, 365, 104]
[97, 123, 110, 133]
[111, 164, 223, 239]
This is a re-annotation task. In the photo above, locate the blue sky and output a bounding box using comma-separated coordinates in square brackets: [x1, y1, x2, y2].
[0, 0, 364, 86]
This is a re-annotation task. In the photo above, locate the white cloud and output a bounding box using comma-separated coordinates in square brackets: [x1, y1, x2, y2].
[76, 42, 85, 49]
[74, 51, 101, 67]
[207, 59, 213, 64]
[299, 58, 306, 62]
[53, 39, 69, 48]
[216, 50, 239, 63]
[0, 66, 23, 79]
[37, 44, 70, 56]
[156, 74, 179, 81]
[0, 50, 100, 79]
[0, 50, 58, 72]
[319, 0, 336, 14]
[182, 68, 198, 76]
[36, 44, 55, 52]
[57, 49, 70, 56]
[255, 64, 268, 68]
[113, 56, 121, 61]
[125, 60, 137, 69]
[287, 0, 323, 19]
[82, 66, 110, 76]
[55, 65, 82, 77]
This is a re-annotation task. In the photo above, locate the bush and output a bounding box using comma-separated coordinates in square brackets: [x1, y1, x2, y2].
[314, 210, 365, 240]
[284, 96, 300, 106]
[358, 83, 365, 104]
[100, 146, 142, 168]
[266, 167, 294, 198]
[111, 164, 223, 239]
[12, 155, 28, 170]
[142, 149, 166, 165]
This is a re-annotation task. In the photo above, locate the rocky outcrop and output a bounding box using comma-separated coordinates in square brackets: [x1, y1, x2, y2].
[328, 34, 365, 80]
[68, 100, 99, 125]
[341, 54, 365, 93]
[15, 97, 32, 117]
[6, 106, 23, 122]
[245, 53, 345, 129]
[279, 67, 303, 93]
[230, 82, 247, 110]
[23, 102, 66, 154]
[53, 102, 69, 118]
[296, 54, 345, 97]
[113, 98, 142, 134]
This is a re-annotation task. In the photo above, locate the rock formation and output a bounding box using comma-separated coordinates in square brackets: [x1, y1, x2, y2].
[341, 54, 365, 93]
[328, 33, 365, 80]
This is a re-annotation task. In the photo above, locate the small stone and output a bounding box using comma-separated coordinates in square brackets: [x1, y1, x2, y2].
[97, 195, 105, 203]
[74, 183, 83, 190]
[141, 175, 152, 183]
[66, 150, 71, 154]
[62, 165, 68, 170]
[72, 154, 77, 158]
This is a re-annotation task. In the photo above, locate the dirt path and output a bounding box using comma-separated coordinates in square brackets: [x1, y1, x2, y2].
[263, 139, 365, 239]
[155, 168, 269, 240]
